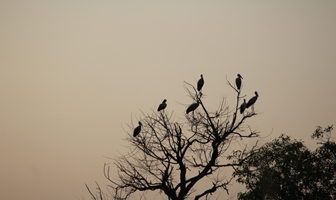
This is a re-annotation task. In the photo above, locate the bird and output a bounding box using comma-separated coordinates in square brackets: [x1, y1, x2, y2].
[246, 91, 259, 111]
[240, 99, 246, 114]
[133, 121, 142, 137]
[197, 74, 204, 92]
[235, 74, 243, 90]
[186, 101, 199, 114]
[157, 99, 167, 111]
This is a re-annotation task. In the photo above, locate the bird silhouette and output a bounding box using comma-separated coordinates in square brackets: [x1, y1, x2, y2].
[235, 74, 243, 90]
[133, 121, 142, 137]
[240, 99, 246, 114]
[246, 91, 259, 112]
[186, 102, 199, 114]
[157, 99, 167, 111]
[197, 74, 204, 92]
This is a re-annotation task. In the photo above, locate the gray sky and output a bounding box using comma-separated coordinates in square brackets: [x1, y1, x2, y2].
[1, 1, 336, 199]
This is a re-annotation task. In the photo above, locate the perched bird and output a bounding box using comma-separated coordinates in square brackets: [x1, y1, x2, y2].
[133, 121, 142, 137]
[157, 99, 167, 111]
[186, 102, 199, 114]
[246, 91, 259, 110]
[240, 99, 246, 114]
[235, 74, 243, 90]
[197, 74, 204, 91]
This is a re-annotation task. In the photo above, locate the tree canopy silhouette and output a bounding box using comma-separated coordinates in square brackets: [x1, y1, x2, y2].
[234, 125, 335, 200]
[86, 74, 261, 200]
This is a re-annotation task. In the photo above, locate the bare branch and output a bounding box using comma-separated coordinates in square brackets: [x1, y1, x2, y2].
[86, 75, 262, 200]
[85, 184, 97, 200]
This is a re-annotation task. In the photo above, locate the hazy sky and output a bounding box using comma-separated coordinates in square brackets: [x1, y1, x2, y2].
[1, 1, 336, 200]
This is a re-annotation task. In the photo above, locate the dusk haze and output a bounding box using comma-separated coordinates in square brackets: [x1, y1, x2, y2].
[1, 1, 336, 199]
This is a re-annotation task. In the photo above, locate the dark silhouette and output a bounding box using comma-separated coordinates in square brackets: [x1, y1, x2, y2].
[133, 121, 142, 137]
[186, 101, 199, 114]
[240, 99, 246, 114]
[234, 125, 335, 200]
[157, 99, 167, 111]
[235, 74, 243, 90]
[246, 91, 259, 112]
[197, 74, 204, 91]
[86, 74, 261, 200]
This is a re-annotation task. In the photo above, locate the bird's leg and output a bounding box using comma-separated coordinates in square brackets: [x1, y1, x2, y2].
[251, 105, 255, 113]
[199, 91, 203, 98]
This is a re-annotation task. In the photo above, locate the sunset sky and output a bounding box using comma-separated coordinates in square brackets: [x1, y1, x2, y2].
[1, 1, 336, 200]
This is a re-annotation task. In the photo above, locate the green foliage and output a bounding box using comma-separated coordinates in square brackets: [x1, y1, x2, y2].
[234, 126, 336, 200]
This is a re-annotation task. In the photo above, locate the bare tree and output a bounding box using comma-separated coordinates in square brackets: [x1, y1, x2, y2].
[87, 75, 260, 200]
